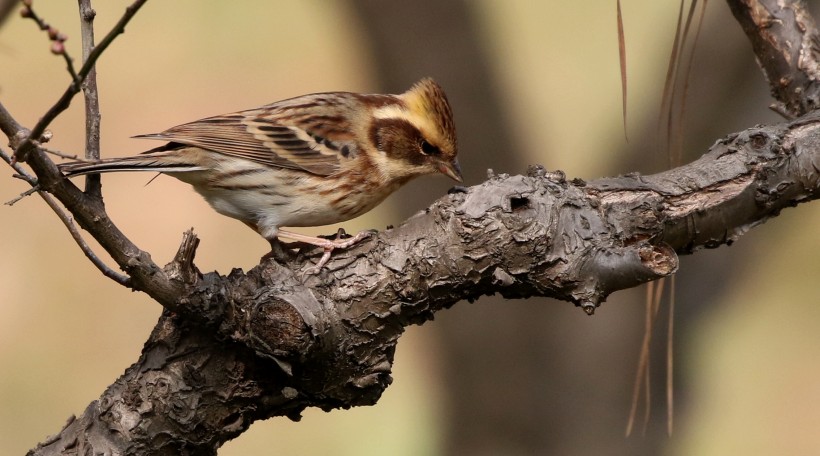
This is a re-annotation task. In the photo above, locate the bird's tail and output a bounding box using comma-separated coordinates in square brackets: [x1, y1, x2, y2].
[59, 151, 204, 177]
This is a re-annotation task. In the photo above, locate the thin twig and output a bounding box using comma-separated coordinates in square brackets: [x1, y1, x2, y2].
[41, 192, 131, 286]
[60, 52, 80, 85]
[0, 2, 185, 310]
[0, 147, 129, 285]
[11, 173, 36, 183]
[42, 147, 88, 161]
[78, 0, 102, 198]
[14, 0, 148, 162]
[20, 1, 79, 84]
[5, 186, 39, 206]
[1, 146, 38, 184]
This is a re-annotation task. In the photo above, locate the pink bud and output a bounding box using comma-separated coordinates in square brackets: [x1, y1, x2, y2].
[50, 41, 64, 55]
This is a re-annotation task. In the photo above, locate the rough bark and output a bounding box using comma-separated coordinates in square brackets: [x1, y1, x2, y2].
[26, 112, 820, 454]
[729, 0, 820, 117]
[2, 0, 817, 454]
[343, 3, 567, 452]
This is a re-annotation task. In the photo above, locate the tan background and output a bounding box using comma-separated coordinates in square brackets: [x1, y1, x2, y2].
[1, 2, 818, 455]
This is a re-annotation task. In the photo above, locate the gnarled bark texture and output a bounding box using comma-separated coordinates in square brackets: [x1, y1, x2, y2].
[6, 0, 819, 454]
[27, 110, 820, 454]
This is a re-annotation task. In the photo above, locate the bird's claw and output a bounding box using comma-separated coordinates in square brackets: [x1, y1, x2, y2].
[304, 230, 373, 274]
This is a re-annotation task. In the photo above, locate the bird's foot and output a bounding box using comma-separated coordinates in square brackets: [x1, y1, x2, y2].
[275, 228, 373, 273]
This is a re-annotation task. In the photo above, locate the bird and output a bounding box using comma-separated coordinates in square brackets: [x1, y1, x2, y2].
[59, 78, 462, 270]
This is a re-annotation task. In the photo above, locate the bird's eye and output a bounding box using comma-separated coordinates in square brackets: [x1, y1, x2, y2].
[420, 139, 440, 156]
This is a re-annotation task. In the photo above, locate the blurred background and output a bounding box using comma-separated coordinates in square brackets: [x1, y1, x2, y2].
[1, 1, 819, 455]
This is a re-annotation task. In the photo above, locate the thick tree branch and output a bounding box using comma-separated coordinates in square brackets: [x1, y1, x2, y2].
[26, 110, 820, 454]
[12, 0, 820, 454]
[728, 0, 820, 117]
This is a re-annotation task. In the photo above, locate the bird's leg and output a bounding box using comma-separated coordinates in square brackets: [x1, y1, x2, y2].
[260, 237, 298, 263]
[276, 229, 373, 272]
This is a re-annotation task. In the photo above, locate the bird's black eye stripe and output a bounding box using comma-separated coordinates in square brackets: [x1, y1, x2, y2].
[420, 139, 440, 156]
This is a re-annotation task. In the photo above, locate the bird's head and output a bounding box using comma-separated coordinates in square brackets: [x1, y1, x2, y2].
[367, 78, 462, 183]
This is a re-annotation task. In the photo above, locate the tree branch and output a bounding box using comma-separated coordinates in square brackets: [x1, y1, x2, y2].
[26, 109, 820, 453]
[12, 0, 820, 454]
[0, 0, 188, 310]
[78, 0, 102, 198]
[728, 0, 820, 117]
[0, 148, 130, 285]
[12, 0, 147, 162]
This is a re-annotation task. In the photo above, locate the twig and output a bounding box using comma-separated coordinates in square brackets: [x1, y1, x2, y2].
[42, 147, 88, 161]
[11, 173, 36, 183]
[19, 1, 79, 84]
[60, 53, 80, 88]
[14, 0, 148, 163]
[0, 1, 186, 311]
[5, 186, 39, 206]
[0, 147, 129, 285]
[78, 0, 102, 198]
[42, 192, 131, 286]
[1, 146, 38, 184]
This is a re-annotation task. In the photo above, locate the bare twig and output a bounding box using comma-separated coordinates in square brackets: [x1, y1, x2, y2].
[59, 52, 80, 85]
[41, 147, 87, 161]
[0, 147, 38, 186]
[78, 0, 102, 198]
[5, 186, 39, 206]
[19, 1, 79, 84]
[14, 0, 148, 163]
[0, 148, 129, 285]
[41, 189, 130, 286]
[44, 194, 131, 286]
[0, 105, 180, 311]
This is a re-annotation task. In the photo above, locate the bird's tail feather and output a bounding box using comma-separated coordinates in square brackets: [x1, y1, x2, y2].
[59, 153, 204, 177]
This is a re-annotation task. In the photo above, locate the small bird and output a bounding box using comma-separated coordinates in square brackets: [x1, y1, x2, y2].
[59, 78, 461, 270]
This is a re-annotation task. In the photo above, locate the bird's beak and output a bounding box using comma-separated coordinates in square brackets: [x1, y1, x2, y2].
[438, 158, 463, 183]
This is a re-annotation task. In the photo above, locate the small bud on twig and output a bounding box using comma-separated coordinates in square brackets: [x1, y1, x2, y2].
[50, 41, 64, 55]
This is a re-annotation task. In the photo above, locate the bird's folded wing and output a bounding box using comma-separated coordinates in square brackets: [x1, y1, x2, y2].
[135, 111, 348, 176]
